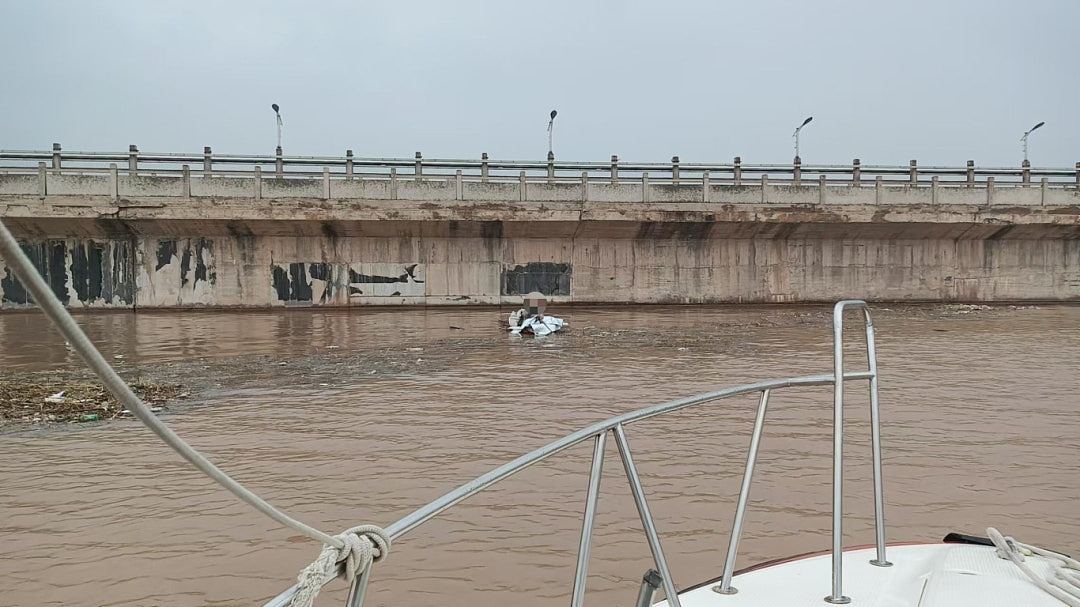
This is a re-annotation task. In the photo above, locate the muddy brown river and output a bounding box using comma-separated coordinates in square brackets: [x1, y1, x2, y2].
[1, 304, 1078, 607]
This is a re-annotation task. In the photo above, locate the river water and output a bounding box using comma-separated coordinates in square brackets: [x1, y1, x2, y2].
[1, 304, 1078, 607]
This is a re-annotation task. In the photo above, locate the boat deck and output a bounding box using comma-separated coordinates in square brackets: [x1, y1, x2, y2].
[669, 544, 1061, 607]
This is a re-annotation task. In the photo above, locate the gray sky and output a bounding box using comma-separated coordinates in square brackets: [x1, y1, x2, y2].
[2, 0, 1076, 166]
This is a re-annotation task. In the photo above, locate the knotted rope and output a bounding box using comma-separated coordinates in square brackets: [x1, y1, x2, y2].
[289, 525, 391, 607]
[987, 527, 1080, 607]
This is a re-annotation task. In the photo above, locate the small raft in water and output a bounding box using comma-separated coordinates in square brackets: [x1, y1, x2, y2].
[508, 291, 565, 337]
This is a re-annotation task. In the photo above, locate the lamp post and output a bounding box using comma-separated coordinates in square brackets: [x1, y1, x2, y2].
[548, 109, 558, 156]
[272, 103, 283, 150]
[793, 116, 813, 162]
[1021, 121, 1045, 163]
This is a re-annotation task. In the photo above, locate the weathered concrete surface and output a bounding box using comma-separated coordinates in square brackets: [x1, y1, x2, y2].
[2, 187, 1078, 308]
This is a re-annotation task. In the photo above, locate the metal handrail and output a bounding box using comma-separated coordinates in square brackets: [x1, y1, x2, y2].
[2, 148, 1078, 188]
[262, 301, 886, 607]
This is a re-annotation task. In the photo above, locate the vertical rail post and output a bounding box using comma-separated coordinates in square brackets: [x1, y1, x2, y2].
[128, 144, 139, 176]
[864, 311, 890, 568]
[852, 158, 860, 187]
[322, 167, 331, 199]
[51, 143, 62, 169]
[570, 432, 607, 607]
[714, 389, 771, 595]
[345, 565, 373, 607]
[455, 170, 463, 200]
[108, 163, 117, 200]
[642, 172, 650, 203]
[793, 156, 802, 185]
[613, 424, 682, 607]
[414, 151, 423, 182]
[908, 159, 917, 186]
[181, 165, 191, 198]
[1075, 162, 1079, 190]
[966, 160, 975, 187]
[931, 176, 939, 204]
[547, 151, 555, 183]
[519, 170, 526, 201]
[1022, 159, 1031, 187]
[702, 170, 710, 203]
[827, 303, 850, 604]
[581, 171, 589, 202]
[37, 162, 47, 197]
[481, 152, 489, 182]
[636, 569, 663, 607]
[671, 156, 680, 186]
[254, 166, 262, 200]
[610, 155, 619, 185]
[733, 156, 742, 186]
[346, 149, 354, 180]
[203, 146, 213, 177]
[275, 146, 283, 178]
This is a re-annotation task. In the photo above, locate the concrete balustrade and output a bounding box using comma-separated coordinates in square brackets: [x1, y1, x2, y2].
[6, 169, 1079, 206]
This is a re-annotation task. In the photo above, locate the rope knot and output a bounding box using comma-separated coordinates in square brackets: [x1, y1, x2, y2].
[289, 525, 391, 607]
[335, 525, 391, 582]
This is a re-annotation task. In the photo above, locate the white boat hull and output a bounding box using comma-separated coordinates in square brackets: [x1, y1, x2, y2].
[667, 543, 1065, 607]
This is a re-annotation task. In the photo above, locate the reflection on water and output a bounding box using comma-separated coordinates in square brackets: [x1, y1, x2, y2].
[1, 305, 1078, 607]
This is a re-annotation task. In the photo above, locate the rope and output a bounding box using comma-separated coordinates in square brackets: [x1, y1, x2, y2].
[0, 219, 385, 593]
[987, 527, 1080, 606]
[290, 526, 390, 607]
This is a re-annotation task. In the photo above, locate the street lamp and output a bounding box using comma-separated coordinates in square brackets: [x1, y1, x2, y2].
[272, 103, 283, 150]
[793, 116, 813, 161]
[547, 109, 558, 156]
[1021, 121, 1045, 163]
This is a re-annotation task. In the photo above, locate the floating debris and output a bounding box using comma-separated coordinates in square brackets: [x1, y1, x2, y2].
[1, 380, 182, 426]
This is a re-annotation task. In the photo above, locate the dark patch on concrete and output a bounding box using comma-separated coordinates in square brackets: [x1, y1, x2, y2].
[291, 264, 313, 301]
[480, 221, 504, 240]
[179, 244, 192, 286]
[1, 243, 44, 305]
[308, 263, 332, 282]
[634, 221, 714, 240]
[348, 264, 424, 285]
[71, 243, 90, 301]
[321, 222, 339, 238]
[502, 262, 572, 296]
[271, 265, 292, 301]
[0, 239, 135, 308]
[87, 242, 104, 300]
[47, 241, 69, 305]
[156, 240, 177, 271]
[272, 262, 334, 303]
[193, 239, 211, 285]
[69, 241, 110, 303]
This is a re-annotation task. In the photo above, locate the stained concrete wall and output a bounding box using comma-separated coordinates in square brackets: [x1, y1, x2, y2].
[2, 229, 1078, 309]
[1, 184, 1078, 308]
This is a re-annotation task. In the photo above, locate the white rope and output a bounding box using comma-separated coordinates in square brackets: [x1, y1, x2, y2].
[987, 527, 1080, 607]
[0, 220, 388, 594]
[290, 525, 390, 607]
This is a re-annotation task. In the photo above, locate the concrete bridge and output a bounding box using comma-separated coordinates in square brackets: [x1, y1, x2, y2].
[1, 146, 1078, 309]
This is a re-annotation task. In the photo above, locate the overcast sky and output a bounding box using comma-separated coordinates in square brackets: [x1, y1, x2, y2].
[1, 1, 1076, 166]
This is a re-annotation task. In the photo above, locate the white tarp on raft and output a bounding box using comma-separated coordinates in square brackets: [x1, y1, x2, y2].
[508, 310, 565, 337]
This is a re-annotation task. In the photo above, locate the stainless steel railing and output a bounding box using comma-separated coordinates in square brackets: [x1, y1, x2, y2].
[264, 300, 886, 607]
[2, 146, 1079, 188]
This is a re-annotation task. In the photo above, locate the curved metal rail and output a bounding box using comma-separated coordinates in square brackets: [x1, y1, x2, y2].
[265, 300, 887, 607]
